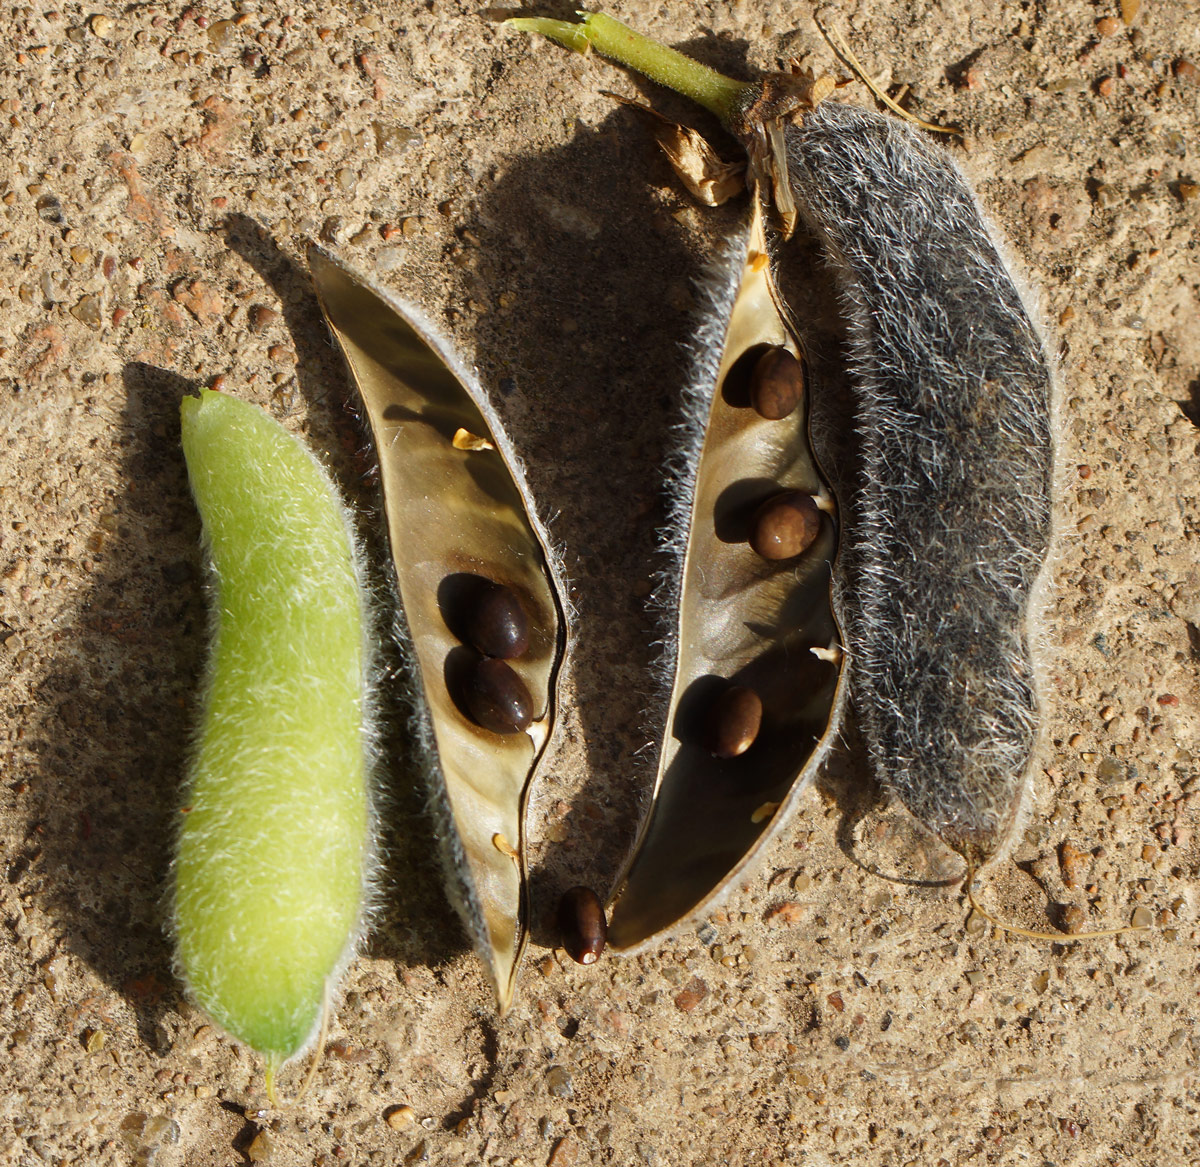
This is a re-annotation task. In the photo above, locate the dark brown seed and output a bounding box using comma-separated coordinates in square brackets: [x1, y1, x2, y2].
[750, 346, 804, 420]
[749, 491, 821, 560]
[461, 657, 533, 734]
[462, 580, 529, 659]
[709, 685, 763, 759]
[557, 886, 606, 965]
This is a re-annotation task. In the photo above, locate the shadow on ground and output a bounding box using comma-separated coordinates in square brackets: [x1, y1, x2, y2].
[24, 362, 204, 1051]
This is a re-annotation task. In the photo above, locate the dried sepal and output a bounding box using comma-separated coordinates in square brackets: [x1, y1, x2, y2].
[604, 91, 745, 207]
[309, 249, 568, 1010]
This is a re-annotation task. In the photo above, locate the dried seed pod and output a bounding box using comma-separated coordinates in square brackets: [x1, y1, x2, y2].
[517, 12, 1056, 879]
[557, 886, 607, 965]
[782, 103, 1054, 871]
[309, 249, 568, 1011]
[605, 201, 846, 952]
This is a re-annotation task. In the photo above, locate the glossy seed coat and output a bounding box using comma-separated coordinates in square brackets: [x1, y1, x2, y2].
[708, 685, 763, 759]
[462, 656, 535, 734]
[458, 577, 530, 660]
[749, 491, 822, 560]
[557, 886, 607, 965]
[750, 346, 804, 420]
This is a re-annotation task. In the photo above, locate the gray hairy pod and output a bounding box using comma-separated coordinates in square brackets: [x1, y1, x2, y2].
[783, 103, 1054, 869]
[516, 13, 1057, 884]
[310, 250, 569, 1009]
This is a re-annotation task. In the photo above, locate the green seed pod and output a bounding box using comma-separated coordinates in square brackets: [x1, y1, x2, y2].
[174, 389, 374, 1070]
[606, 202, 846, 952]
[310, 249, 568, 1011]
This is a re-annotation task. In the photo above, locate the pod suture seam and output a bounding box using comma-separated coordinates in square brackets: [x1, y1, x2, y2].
[646, 220, 755, 706]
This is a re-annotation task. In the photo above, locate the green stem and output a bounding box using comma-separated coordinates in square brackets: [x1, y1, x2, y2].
[508, 12, 753, 124]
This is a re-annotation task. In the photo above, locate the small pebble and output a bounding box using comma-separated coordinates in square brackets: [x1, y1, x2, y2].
[545, 1065, 573, 1098]
[247, 1130, 275, 1162]
[750, 346, 804, 420]
[749, 491, 821, 560]
[89, 13, 114, 37]
[708, 684, 762, 758]
[70, 295, 102, 329]
[548, 1137, 578, 1167]
[460, 656, 533, 734]
[207, 18, 238, 50]
[454, 577, 529, 659]
[1059, 841, 1088, 890]
[557, 886, 607, 965]
[674, 976, 708, 1012]
[385, 1105, 416, 1130]
[1060, 904, 1087, 934]
[1174, 57, 1198, 82]
[1131, 906, 1153, 929]
[248, 304, 278, 332]
[764, 901, 806, 926]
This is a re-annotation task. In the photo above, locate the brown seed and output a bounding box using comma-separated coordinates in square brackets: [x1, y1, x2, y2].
[749, 491, 821, 560]
[749, 346, 804, 420]
[462, 579, 529, 659]
[461, 657, 532, 734]
[557, 887, 606, 965]
[709, 685, 762, 758]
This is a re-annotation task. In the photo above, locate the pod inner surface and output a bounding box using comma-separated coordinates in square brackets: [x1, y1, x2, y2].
[312, 251, 563, 1006]
[609, 209, 842, 951]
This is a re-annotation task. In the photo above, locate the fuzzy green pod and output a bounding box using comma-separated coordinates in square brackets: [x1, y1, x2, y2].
[174, 389, 373, 1066]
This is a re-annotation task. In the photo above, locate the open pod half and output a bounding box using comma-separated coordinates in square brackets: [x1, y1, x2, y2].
[606, 202, 847, 953]
[310, 249, 567, 1010]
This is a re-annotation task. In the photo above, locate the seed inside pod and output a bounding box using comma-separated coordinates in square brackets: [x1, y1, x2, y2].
[461, 655, 534, 734]
[750, 346, 804, 420]
[442, 573, 530, 659]
[749, 491, 822, 560]
[557, 886, 607, 965]
[708, 684, 763, 758]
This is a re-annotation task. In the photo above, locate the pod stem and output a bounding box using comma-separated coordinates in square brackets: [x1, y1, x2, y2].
[264, 1056, 280, 1109]
[507, 12, 754, 124]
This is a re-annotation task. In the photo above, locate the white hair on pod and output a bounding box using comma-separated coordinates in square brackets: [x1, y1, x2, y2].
[784, 101, 1057, 867]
